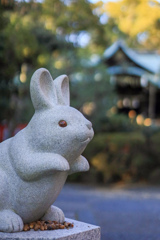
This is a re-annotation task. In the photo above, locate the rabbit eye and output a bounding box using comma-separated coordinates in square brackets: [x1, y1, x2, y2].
[59, 120, 67, 127]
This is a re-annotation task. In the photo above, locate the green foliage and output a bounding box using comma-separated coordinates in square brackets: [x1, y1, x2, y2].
[105, 114, 138, 132]
[83, 129, 160, 184]
[70, 62, 116, 133]
[0, 0, 113, 128]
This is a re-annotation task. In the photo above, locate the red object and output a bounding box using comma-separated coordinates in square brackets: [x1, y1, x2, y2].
[13, 124, 27, 136]
[0, 123, 27, 142]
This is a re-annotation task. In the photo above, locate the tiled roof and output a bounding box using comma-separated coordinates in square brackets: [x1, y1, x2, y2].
[104, 41, 160, 74]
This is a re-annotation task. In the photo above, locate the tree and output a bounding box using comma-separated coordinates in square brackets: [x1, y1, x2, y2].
[0, 0, 76, 129]
[103, 0, 160, 49]
[0, 0, 116, 136]
[0, 0, 18, 124]
[42, 0, 107, 47]
[70, 62, 116, 133]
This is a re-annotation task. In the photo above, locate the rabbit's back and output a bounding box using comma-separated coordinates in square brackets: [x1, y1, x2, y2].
[0, 138, 13, 172]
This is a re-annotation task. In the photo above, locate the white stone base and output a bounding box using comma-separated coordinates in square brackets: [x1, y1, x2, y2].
[0, 218, 101, 240]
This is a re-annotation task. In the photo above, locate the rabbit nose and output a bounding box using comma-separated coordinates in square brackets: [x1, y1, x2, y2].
[86, 121, 92, 130]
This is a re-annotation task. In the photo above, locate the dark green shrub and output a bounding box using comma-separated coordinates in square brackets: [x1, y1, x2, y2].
[83, 131, 160, 184]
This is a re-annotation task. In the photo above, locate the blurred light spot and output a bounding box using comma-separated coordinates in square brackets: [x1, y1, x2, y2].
[136, 115, 144, 125]
[37, 55, 47, 65]
[128, 110, 136, 119]
[107, 106, 117, 116]
[117, 100, 123, 108]
[111, 106, 117, 113]
[82, 102, 95, 115]
[100, 13, 108, 24]
[23, 47, 30, 57]
[20, 73, 26, 83]
[74, 72, 83, 81]
[54, 60, 63, 69]
[45, 20, 53, 30]
[77, 32, 91, 47]
[132, 99, 140, 108]
[144, 118, 152, 126]
[90, 54, 100, 65]
[92, 153, 108, 172]
[137, 32, 148, 43]
[123, 98, 131, 107]
[94, 73, 102, 82]
[141, 76, 148, 87]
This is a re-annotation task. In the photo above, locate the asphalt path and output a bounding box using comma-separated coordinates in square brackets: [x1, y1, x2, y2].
[55, 183, 160, 240]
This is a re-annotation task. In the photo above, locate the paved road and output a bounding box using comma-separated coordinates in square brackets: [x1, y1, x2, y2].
[55, 183, 160, 240]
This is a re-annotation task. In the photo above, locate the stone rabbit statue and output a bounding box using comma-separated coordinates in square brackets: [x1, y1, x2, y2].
[0, 68, 94, 232]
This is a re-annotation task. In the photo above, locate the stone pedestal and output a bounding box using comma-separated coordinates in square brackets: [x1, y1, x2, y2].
[0, 218, 101, 240]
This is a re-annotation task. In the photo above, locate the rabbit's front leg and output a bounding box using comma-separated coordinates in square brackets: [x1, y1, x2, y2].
[0, 210, 23, 233]
[69, 155, 89, 175]
[41, 205, 65, 223]
[9, 148, 70, 181]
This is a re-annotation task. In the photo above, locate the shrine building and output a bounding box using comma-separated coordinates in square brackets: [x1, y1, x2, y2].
[103, 41, 160, 124]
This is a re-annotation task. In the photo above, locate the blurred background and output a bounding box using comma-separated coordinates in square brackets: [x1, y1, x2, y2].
[1, 0, 160, 186]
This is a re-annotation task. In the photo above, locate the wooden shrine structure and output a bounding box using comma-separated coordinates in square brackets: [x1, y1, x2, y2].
[103, 41, 160, 120]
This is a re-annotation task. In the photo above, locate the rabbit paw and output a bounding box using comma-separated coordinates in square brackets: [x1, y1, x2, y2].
[0, 210, 23, 232]
[41, 205, 65, 223]
[69, 155, 90, 174]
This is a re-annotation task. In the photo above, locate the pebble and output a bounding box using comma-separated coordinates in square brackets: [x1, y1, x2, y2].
[23, 220, 74, 231]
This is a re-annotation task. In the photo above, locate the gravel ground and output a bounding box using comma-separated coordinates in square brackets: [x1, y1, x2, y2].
[54, 183, 160, 240]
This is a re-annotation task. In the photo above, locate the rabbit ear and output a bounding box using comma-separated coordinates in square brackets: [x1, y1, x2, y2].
[54, 75, 70, 106]
[30, 68, 57, 110]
